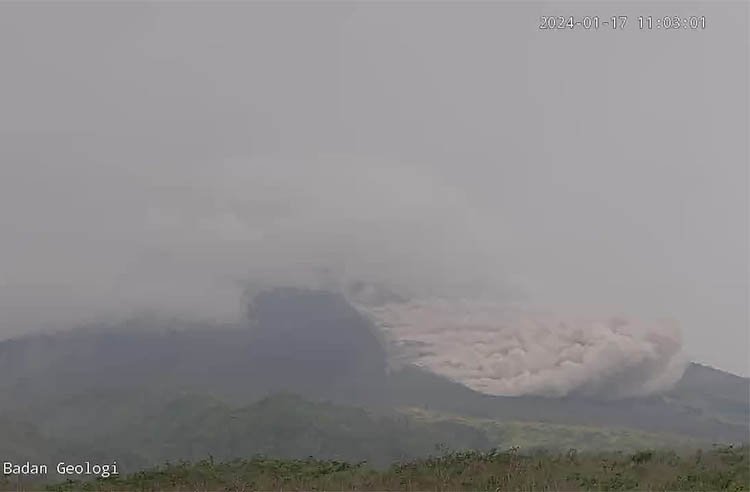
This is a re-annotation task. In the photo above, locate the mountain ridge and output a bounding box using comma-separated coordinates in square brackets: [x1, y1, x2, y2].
[0, 287, 746, 468]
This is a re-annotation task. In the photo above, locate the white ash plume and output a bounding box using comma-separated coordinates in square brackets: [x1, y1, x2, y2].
[365, 300, 687, 399]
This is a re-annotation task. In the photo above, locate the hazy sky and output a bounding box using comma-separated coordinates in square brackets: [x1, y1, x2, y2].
[0, 2, 747, 376]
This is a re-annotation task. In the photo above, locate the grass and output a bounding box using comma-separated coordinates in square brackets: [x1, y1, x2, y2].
[38, 445, 749, 491]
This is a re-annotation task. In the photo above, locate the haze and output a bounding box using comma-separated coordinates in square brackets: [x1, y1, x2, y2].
[0, 2, 747, 378]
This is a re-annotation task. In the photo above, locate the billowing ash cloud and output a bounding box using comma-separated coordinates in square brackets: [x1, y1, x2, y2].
[0, 3, 746, 376]
[365, 300, 687, 398]
[0, 155, 509, 337]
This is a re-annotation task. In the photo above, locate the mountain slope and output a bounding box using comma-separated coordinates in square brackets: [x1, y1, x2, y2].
[664, 362, 750, 426]
[109, 393, 491, 468]
[0, 392, 718, 476]
[384, 365, 749, 442]
[0, 288, 746, 450]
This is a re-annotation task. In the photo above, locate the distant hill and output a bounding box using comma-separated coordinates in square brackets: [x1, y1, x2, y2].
[0, 289, 387, 407]
[0, 287, 746, 468]
[0, 416, 60, 463]
[105, 393, 492, 468]
[0, 392, 716, 476]
[665, 362, 750, 426]
[383, 364, 749, 442]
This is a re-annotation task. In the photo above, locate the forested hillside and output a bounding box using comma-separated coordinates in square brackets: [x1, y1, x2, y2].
[0, 289, 746, 477]
[38, 445, 749, 492]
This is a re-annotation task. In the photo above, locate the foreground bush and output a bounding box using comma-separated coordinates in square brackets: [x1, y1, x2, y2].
[41, 445, 749, 492]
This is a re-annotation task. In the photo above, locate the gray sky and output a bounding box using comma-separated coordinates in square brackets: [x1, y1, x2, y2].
[0, 2, 747, 376]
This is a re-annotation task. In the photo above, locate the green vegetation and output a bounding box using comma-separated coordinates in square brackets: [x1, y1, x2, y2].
[106, 394, 491, 468]
[41, 445, 749, 492]
[403, 407, 707, 452]
[0, 297, 746, 492]
[4, 393, 721, 475]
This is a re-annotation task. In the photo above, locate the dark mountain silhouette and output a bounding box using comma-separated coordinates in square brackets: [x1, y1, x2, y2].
[0, 288, 387, 408]
[0, 287, 746, 459]
[245, 288, 388, 402]
[664, 362, 750, 426]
